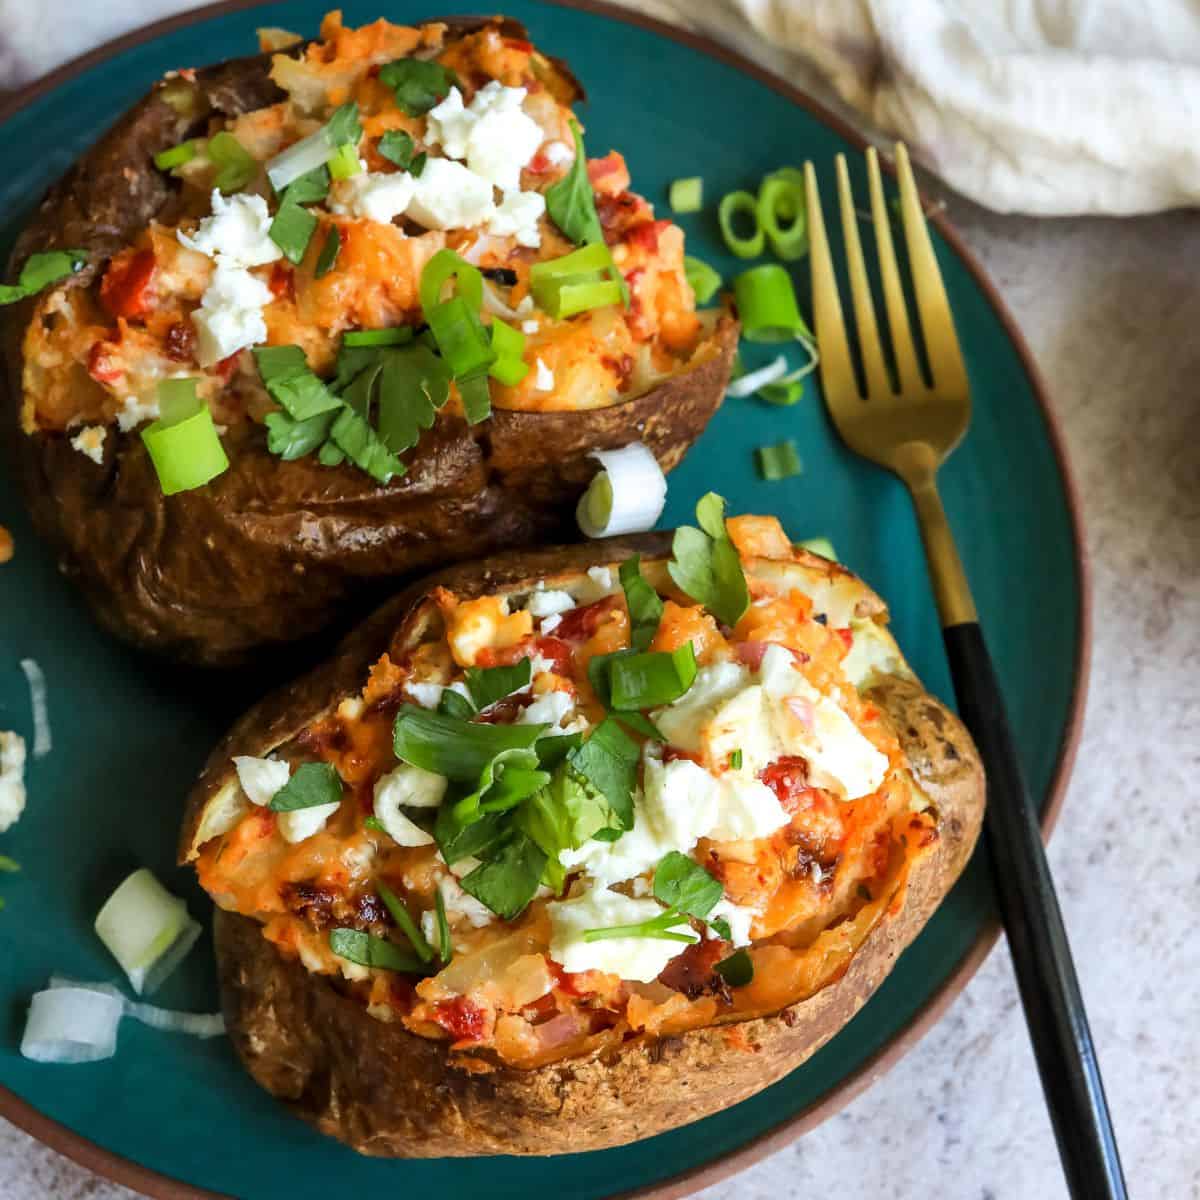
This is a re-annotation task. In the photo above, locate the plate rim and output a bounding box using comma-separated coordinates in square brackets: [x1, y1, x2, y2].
[0, 2, 1093, 1198]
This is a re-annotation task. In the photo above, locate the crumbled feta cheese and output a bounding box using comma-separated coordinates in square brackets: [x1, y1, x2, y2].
[70, 426, 106, 464]
[0, 731, 27, 834]
[547, 888, 693, 982]
[191, 263, 273, 367]
[116, 394, 160, 432]
[447, 855, 482, 879]
[586, 566, 614, 592]
[276, 800, 341, 844]
[526, 588, 576, 619]
[707, 898, 756, 946]
[521, 319, 539, 334]
[516, 294, 534, 315]
[519, 690, 574, 733]
[424, 87, 475, 159]
[653, 661, 751, 754]
[534, 357, 555, 391]
[178, 190, 281, 269]
[707, 774, 791, 842]
[330, 170, 416, 224]
[487, 189, 545, 247]
[233, 755, 291, 807]
[406, 681, 445, 709]
[406, 157, 496, 231]
[375, 763, 446, 812]
[438, 874, 495, 927]
[426, 83, 542, 192]
[540, 613, 563, 634]
[544, 139, 574, 167]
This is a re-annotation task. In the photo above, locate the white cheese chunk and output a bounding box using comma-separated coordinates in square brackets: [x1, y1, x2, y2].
[653, 661, 752, 755]
[707, 774, 791, 842]
[521, 318, 539, 334]
[706, 898, 756, 946]
[190, 263, 273, 367]
[526, 588, 576, 618]
[534, 357, 555, 391]
[276, 800, 340, 844]
[426, 83, 542, 192]
[233, 755, 291, 807]
[438, 874, 495, 927]
[70, 426, 106, 464]
[330, 170, 416, 224]
[518, 690, 574, 733]
[405, 157, 496, 231]
[178, 190, 281, 268]
[375, 763, 446, 811]
[405, 681, 444, 709]
[0, 731, 27, 834]
[487, 189, 545, 247]
[539, 613, 563, 634]
[116, 394, 160, 432]
[544, 139, 574, 166]
[424, 87, 475, 158]
[548, 888, 693, 982]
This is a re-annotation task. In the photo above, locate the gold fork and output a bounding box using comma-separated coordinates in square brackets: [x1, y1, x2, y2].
[805, 146, 1127, 1200]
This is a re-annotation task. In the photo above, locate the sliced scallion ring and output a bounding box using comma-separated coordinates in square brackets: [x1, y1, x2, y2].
[756, 168, 807, 261]
[718, 190, 764, 258]
[154, 139, 199, 172]
[529, 242, 625, 318]
[724, 355, 789, 398]
[93, 868, 202, 996]
[327, 143, 362, 180]
[140, 379, 229, 496]
[755, 439, 803, 481]
[732, 264, 805, 342]
[419, 249, 484, 319]
[207, 131, 257, 194]
[576, 443, 667, 539]
[684, 255, 722, 305]
[668, 176, 703, 213]
[20, 986, 124, 1063]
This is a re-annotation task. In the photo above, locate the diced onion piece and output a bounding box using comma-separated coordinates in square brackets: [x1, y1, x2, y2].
[576, 443, 667, 538]
[718, 190, 764, 258]
[19, 658, 51, 757]
[669, 176, 703, 214]
[266, 127, 336, 193]
[21, 987, 123, 1063]
[94, 869, 202, 996]
[725, 355, 789, 398]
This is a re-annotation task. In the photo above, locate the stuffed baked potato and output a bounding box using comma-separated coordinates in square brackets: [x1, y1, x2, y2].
[2, 13, 735, 664]
[180, 504, 984, 1156]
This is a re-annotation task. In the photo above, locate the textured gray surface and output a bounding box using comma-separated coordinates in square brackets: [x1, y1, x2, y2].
[1, 5, 1198, 1199]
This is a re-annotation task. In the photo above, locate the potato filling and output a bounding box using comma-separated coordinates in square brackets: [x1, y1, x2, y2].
[192, 516, 940, 1069]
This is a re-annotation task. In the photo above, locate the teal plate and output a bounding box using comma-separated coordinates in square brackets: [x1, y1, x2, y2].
[0, 2, 1088, 1197]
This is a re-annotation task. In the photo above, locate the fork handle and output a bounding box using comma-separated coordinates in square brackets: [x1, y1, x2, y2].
[942, 621, 1128, 1200]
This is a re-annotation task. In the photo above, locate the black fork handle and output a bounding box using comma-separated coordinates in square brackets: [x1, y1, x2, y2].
[943, 621, 1127, 1200]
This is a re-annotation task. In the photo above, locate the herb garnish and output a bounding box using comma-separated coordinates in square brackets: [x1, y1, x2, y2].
[378, 130, 417, 170]
[564, 717, 639, 831]
[314, 226, 341, 278]
[458, 832, 547, 920]
[268, 762, 342, 811]
[667, 492, 751, 628]
[0, 249, 87, 307]
[545, 119, 604, 247]
[464, 658, 531, 711]
[377, 881, 435, 963]
[715, 949, 754, 987]
[379, 59, 459, 116]
[329, 928, 425, 973]
[619, 555, 664, 651]
[269, 200, 318, 264]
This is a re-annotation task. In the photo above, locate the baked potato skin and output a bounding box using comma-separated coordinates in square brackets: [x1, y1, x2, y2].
[182, 536, 984, 1156]
[1, 23, 735, 667]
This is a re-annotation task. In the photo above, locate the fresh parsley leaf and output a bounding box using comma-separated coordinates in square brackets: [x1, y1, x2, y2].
[269, 199, 318, 265]
[534, 732, 584, 769]
[566, 717, 639, 830]
[393, 705, 545, 782]
[653, 851, 723, 919]
[587, 649, 631, 709]
[318, 441, 346, 467]
[478, 765, 551, 815]
[341, 358, 383, 418]
[329, 406, 405, 484]
[458, 371, 492, 424]
[268, 761, 343, 811]
[325, 102, 362, 149]
[281, 166, 330, 206]
[465, 658, 531, 711]
[434, 887, 452, 962]
[619, 555, 664, 652]
[378, 129, 416, 170]
[710, 917, 733, 941]
[253, 345, 342, 420]
[613, 711, 663, 742]
[450, 746, 543, 825]
[0, 248, 87, 306]
[376, 344, 453, 452]
[435, 807, 509, 865]
[314, 225, 340, 278]
[714, 949, 754, 987]
[667, 492, 750, 628]
[410, 151, 428, 177]
[0, 855, 20, 873]
[608, 644, 697, 710]
[438, 688, 476, 720]
[379, 59, 458, 116]
[545, 119, 604, 247]
[329, 928, 425, 973]
[377, 881, 434, 962]
[264, 409, 336, 460]
[458, 831, 547, 919]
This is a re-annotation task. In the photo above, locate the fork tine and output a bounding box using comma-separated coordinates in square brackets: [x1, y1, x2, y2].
[894, 144, 969, 396]
[803, 162, 859, 406]
[835, 155, 891, 401]
[865, 146, 924, 395]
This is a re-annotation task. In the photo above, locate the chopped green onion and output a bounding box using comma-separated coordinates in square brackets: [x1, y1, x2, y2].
[154, 139, 198, 171]
[619, 554, 664, 652]
[725, 355, 789, 399]
[327, 142, 362, 180]
[419, 248, 484, 319]
[207, 131, 257, 194]
[377, 130, 416, 170]
[314, 226, 341, 278]
[280, 166, 330, 206]
[379, 59, 459, 116]
[538, 277, 624, 319]
[329, 928, 425, 973]
[434, 888, 452, 962]
[760, 379, 804, 406]
[757, 168, 807, 261]
[343, 327, 413, 347]
[488, 354, 529, 387]
[140, 380, 229, 496]
[718, 189, 764, 258]
[325, 102, 362, 149]
[377, 881, 434, 963]
[608, 644, 697, 710]
[529, 240, 615, 282]
[266, 106, 359, 193]
[715, 948, 754, 986]
[575, 443, 667, 539]
[668, 176, 703, 213]
[730, 748, 743, 770]
[267, 762, 342, 811]
[0, 248, 87, 306]
[393, 706, 545, 783]
[269, 201, 318, 265]
[0, 855, 19, 873]
[582, 907, 697, 944]
[363, 815, 386, 833]
[797, 536, 838, 562]
[488, 318, 527, 386]
[465, 658, 532, 711]
[94, 869, 202, 996]
[756, 439, 802, 481]
[458, 373, 492, 423]
[427, 296, 496, 377]
[684, 255, 722, 305]
[732, 264, 807, 344]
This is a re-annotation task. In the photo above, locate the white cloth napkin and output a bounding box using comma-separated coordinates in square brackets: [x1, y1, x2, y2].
[4, 0, 1198, 215]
